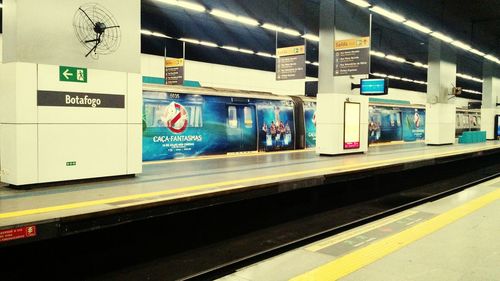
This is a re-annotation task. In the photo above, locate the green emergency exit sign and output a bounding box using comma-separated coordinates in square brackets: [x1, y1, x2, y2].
[59, 66, 87, 83]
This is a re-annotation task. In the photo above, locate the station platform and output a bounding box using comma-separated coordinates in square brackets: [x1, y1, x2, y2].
[1, 141, 500, 246]
[218, 175, 500, 281]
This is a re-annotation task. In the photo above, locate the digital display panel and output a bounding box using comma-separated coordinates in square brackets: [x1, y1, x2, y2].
[360, 78, 388, 95]
[344, 102, 361, 149]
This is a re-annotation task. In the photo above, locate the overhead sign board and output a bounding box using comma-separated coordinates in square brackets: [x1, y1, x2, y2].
[276, 45, 306, 81]
[59, 66, 87, 83]
[334, 37, 370, 77]
[165, 58, 185, 86]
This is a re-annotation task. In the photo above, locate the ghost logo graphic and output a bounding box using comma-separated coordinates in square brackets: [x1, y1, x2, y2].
[162, 102, 188, 134]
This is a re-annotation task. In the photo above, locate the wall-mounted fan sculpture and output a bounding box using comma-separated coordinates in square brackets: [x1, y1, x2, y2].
[73, 3, 121, 58]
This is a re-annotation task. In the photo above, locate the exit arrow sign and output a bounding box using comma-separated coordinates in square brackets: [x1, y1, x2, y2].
[59, 66, 87, 83]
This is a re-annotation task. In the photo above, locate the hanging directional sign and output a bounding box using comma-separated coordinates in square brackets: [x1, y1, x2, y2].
[276, 45, 306, 81]
[334, 37, 370, 77]
[165, 58, 185, 86]
[59, 66, 88, 83]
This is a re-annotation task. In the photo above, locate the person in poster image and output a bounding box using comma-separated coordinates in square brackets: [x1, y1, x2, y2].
[261, 123, 268, 144]
[274, 106, 281, 124]
[414, 109, 421, 128]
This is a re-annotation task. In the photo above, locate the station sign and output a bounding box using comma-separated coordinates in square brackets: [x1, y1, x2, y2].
[59, 66, 88, 83]
[334, 37, 370, 77]
[276, 45, 306, 81]
[165, 58, 185, 86]
[37, 91, 125, 109]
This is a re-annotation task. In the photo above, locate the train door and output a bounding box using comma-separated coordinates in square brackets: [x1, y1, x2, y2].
[226, 104, 257, 152]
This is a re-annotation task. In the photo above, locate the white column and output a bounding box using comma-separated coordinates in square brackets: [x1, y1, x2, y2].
[425, 38, 457, 145]
[481, 62, 500, 139]
[0, 0, 142, 185]
[316, 0, 370, 156]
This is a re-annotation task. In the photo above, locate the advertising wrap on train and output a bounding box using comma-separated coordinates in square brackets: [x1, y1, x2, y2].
[142, 92, 296, 161]
[304, 102, 317, 148]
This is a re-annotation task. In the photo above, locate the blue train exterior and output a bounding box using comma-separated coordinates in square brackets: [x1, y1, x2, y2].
[142, 85, 430, 161]
[143, 86, 297, 161]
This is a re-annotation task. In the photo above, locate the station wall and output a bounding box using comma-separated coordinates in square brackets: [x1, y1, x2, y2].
[140, 53, 472, 107]
[0, 33, 474, 107]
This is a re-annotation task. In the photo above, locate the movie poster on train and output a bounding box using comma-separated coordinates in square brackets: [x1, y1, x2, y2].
[304, 102, 317, 148]
[257, 101, 295, 151]
[142, 92, 228, 161]
[368, 106, 403, 144]
[402, 108, 426, 141]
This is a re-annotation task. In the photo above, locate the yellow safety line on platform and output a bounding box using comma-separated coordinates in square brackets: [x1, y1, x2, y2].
[290, 188, 500, 281]
[0, 144, 498, 220]
[144, 149, 315, 165]
[305, 210, 418, 252]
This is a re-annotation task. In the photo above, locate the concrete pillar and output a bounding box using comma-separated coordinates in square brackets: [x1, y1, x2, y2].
[316, 0, 370, 156]
[0, 0, 142, 185]
[481, 62, 500, 139]
[425, 38, 457, 145]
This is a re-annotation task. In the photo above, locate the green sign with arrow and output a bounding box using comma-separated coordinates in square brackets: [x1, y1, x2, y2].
[59, 66, 87, 83]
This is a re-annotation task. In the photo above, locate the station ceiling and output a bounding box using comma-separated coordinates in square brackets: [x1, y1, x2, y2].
[1, 0, 498, 97]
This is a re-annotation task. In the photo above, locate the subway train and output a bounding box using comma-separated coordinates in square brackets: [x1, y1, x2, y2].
[142, 84, 476, 161]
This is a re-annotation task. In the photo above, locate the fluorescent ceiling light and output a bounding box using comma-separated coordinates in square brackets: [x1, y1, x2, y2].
[222, 46, 239, 52]
[210, 9, 237, 20]
[175, 0, 206, 12]
[210, 9, 259, 26]
[237, 16, 260, 26]
[199, 41, 218, 47]
[469, 49, 486, 57]
[281, 28, 301, 36]
[370, 6, 406, 22]
[463, 89, 482, 95]
[261, 23, 281, 32]
[141, 30, 153, 36]
[370, 51, 386, 58]
[451, 40, 472, 51]
[412, 62, 428, 68]
[179, 38, 200, 44]
[401, 78, 413, 82]
[404, 20, 432, 34]
[306, 60, 312, 64]
[302, 34, 320, 42]
[256, 52, 273, 58]
[372, 73, 388, 78]
[239, 48, 255, 54]
[0, 3, 3, 8]
[345, 0, 371, 8]
[484, 55, 499, 63]
[261, 23, 300, 37]
[386, 55, 406, 63]
[312, 62, 319, 66]
[388, 75, 401, 80]
[152, 32, 171, 38]
[430, 32, 453, 43]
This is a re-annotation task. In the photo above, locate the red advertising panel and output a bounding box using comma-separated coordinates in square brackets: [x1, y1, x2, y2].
[0, 226, 37, 243]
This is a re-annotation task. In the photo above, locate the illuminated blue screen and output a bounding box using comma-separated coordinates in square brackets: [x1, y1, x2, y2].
[361, 79, 387, 95]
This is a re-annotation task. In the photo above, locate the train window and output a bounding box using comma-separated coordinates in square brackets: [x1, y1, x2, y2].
[186, 105, 203, 128]
[228, 106, 238, 128]
[244, 107, 253, 127]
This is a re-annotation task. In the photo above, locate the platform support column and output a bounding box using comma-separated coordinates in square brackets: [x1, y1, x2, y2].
[0, 0, 142, 185]
[481, 62, 500, 140]
[425, 38, 457, 145]
[316, 0, 370, 156]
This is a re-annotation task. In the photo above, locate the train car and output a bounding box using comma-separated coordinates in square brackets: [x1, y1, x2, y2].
[455, 109, 481, 137]
[142, 84, 479, 161]
[142, 84, 298, 161]
[368, 103, 426, 144]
